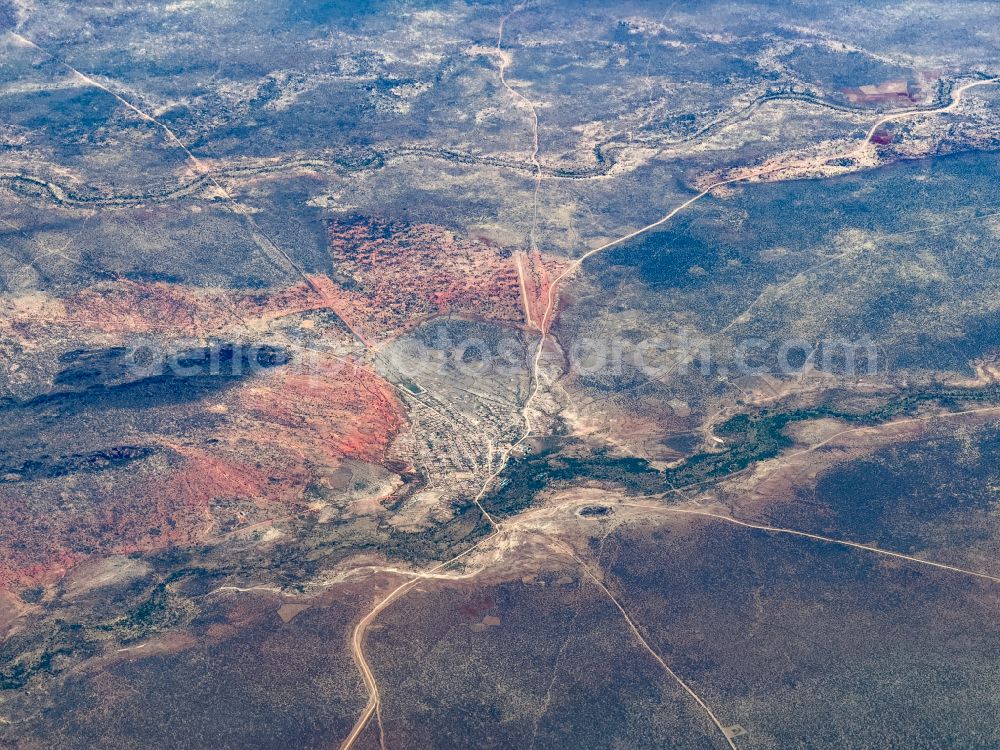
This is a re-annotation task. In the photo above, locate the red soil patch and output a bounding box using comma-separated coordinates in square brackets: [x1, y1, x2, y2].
[0, 358, 408, 586]
[63, 278, 336, 334]
[326, 217, 568, 341]
[841, 79, 917, 105]
[238, 356, 405, 465]
[165, 451, 271, 503]
[0, 450, 269, 587]
[0, 218, 534, 585]
[63, 280, 225, 335]
[1, 278, 332, 341]
[3, 218, 571, 349]
[135, 450, 278, 545]
[0, 328, 407, 586]
[517, 247, 563, 333]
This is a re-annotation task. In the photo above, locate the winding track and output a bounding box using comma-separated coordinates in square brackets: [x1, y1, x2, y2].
[338, 57, 1000, 748]
[1, 79, 989, 209]
[6, 22, 997, 750]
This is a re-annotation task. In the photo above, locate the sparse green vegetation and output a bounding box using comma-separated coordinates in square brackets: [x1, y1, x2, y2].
[2, 0, 1000, 746]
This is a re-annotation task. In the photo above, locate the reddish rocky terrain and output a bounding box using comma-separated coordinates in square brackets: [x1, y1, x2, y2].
[0, 275, 410, 587]
[325, 217, 566, 342]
